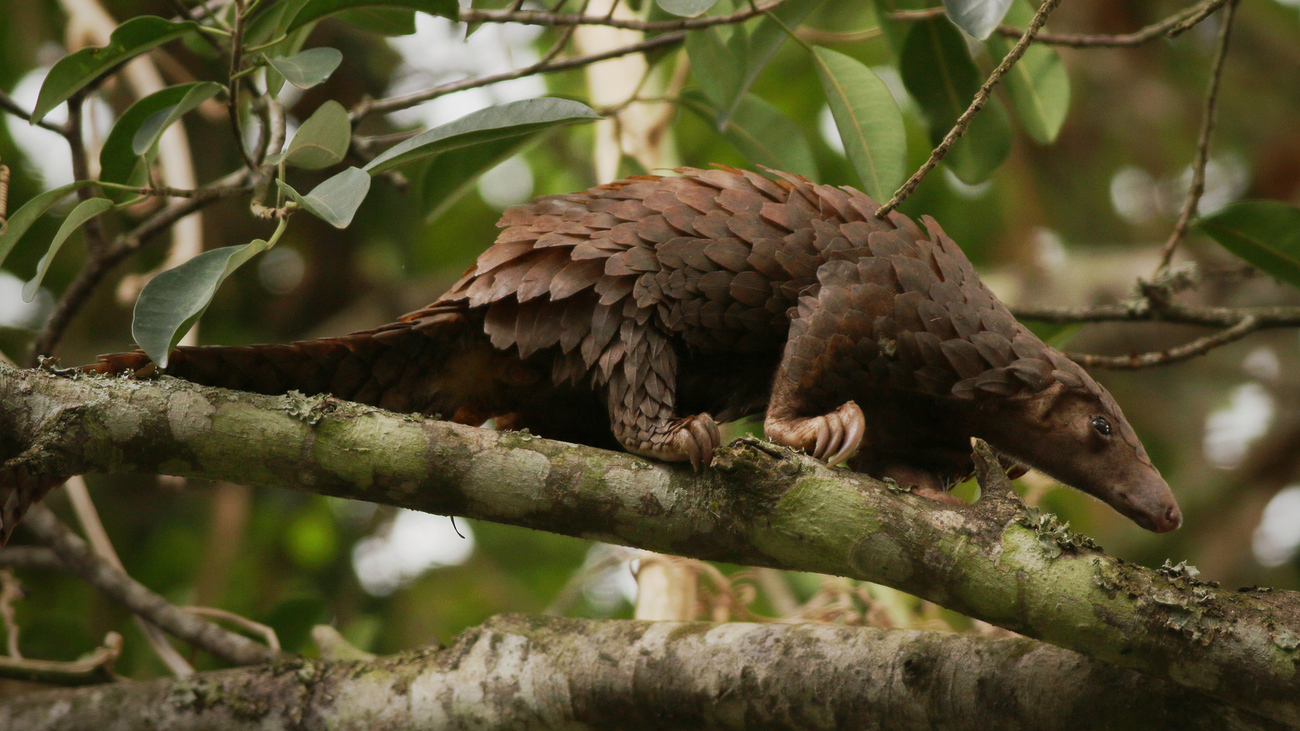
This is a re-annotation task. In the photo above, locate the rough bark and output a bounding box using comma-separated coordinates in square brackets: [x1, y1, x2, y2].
[0, 614, 1283, 731]
[1, 363, 1298, 723]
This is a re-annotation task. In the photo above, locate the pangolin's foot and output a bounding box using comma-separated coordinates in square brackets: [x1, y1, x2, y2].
[764, 401, 865, 467]
[622, 413, 721, 470]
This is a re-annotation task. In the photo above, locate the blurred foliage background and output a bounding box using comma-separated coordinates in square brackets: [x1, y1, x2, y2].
[2, 0, 1300, 684]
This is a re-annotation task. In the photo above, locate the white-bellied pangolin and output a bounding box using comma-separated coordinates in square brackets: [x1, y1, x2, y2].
[2, 166, 1183, 541]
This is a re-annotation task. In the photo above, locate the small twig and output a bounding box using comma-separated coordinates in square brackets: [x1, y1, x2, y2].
[1, 568, 23, 658]
[98, 181, 251, 199]
[1155, 0, 1238, 274]
[21, 504, 280, 667]
[228, 0, 256, 169]
[875, 0, 1064, 217]
[354, 31, 686, 120]
[0, 547, 64, 572]
[892, 0, 1230, 48]
[0, 632, 121, 686]
[0, 89, 69, 134]
[0, 161, 10, 236]
[185, 607, 280, 652]
[1066, 316, 1260, 370]
[457, 3, 782, 31]
[64, 477, 194, 676]
[63, 97, 109, 257]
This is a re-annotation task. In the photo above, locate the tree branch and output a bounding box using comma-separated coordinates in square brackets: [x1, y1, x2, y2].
[0, 364, 1297, 723]
[19, 504, 280, 667]
[0, 614, 1281, 730]
[459, 0, 782, 31]
[1064, 315, 1258, 370]
[1156, 0, 1238, 273]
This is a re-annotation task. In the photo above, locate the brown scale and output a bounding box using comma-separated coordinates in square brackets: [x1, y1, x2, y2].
[1, 166, 1185, 544]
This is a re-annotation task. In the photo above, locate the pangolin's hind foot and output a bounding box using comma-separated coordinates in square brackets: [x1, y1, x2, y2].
[765, 401, 865, 467]
[622, 413, 721, 471]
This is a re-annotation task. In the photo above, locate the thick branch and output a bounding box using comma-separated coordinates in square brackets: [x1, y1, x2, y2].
[0, 364, 1297, 723]
[0, 615, 1280, 730]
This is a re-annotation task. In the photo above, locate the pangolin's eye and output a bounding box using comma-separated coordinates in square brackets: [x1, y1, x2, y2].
[1091, 416, 1113, 438]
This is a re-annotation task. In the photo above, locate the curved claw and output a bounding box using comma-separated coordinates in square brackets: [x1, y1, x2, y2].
[765, 400, 866, 468]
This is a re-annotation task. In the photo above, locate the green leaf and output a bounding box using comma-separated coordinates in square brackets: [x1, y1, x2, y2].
[364, 98, 601, 175]
[420, 138, 534, 222]
[278, 167, 371, 228]
[680, 90, 818, 179]
[273, 100, 350, 169]
[656, 0, 720, 18]
[0, 181, 96, 268]
[715, 0, 827, 127]
[22, 198, 114, 302]
[1198, 201, 1300, 290]
[266, 47, 343, 90]
[811, 47, 907, 201]
[32, 17, 198, 124]
[685, 28, 744, 116]
[985, 0, 1069, 144]
[900, 18, 1012, 184]
[334, 7, 418, 34]
[100, 83, 224, 203]
[286, 0, 458, 34]
[132, 239, 270, 367]
[942, 0, 1014, 40]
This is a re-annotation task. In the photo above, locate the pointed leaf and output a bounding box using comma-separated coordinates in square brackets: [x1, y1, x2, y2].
[32, 17, 198, 124]
[100, 83, 224, 203]
[680, 90, 818, 179]
[900, 19, 1012, 184]
[1198, 201, 1300, 290]
[23, 198, 114, 302]
[286, 0, 458, 33]
[716, 0, 827, 127]
[0, 181, 97, 268]
[420, 138, 534, 222]
[266, 47, 343, 90]
[278, 167, 371, 228]
[274, 100, 350, 169]
[685, 28, 744, 115]
[812, 47, 907, 201]
[133, 239, 270, 367]
[985, 0, 1069, 144]
[364, 98, 601, 174]
[942, 0, 1014, 40]
[656, 0, 720, 18]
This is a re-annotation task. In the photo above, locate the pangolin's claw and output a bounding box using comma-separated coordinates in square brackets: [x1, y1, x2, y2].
[765, 401, 865, 467]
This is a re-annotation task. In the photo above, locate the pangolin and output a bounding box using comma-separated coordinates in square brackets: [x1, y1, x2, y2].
[3, 166, 1183, 540]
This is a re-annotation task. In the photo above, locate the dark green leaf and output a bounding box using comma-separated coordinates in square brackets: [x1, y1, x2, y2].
[133, 239, 270, 367]
[900, 19, 1012, 184]
[680, 90, 818, 179]
[274, 101, 350, 169]
[32, 17, 198, 124]
[0, 181, 96, 267]
[685, 28, 743, 115]
[716, 0, 826, 127]
[333, 7, 418, 34]
[985, 0, 1069, 144]
[811, 47, 907, 200]
[266, 47, 343, 90]
[420, 138, 533, 222]
[100, 83, 223, 203]
[23, 198, 114, 302]
[656, 0, 720, 18]
[1198, 201, 1300, 290]
[364, 98, 601, 174]
[278, 167, 372, 228]
[942, 0, 1014, 40]
[286, 0, 458, 34]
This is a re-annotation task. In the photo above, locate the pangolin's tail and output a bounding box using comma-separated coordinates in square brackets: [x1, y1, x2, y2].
[84, 304, 537, 421]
